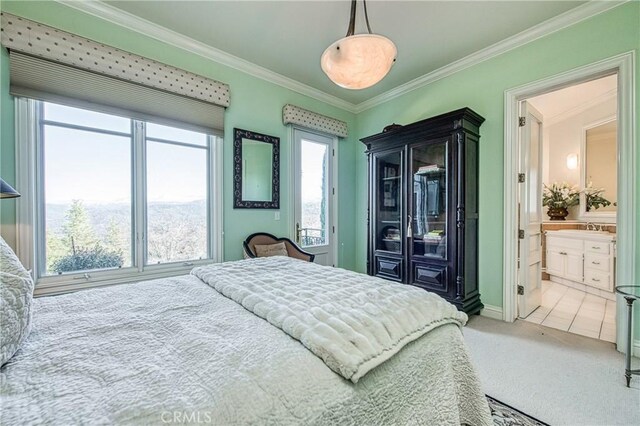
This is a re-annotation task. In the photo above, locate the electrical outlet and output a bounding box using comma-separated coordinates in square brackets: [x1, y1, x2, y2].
[274, 211, 280, 221]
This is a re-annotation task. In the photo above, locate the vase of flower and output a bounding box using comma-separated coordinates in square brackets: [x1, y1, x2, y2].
[547, 206, 569, 221]
[542, 182, 580, 221]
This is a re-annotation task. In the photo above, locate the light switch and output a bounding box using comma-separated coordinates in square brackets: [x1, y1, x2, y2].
[274, 211, 280, 220]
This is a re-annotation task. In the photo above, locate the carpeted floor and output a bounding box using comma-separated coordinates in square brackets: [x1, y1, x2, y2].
[464, 316, 640, 426]
[487, 395, 549, 426]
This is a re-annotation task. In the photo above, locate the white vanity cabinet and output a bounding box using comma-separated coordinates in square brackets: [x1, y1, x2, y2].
[545, 230, 616, 292]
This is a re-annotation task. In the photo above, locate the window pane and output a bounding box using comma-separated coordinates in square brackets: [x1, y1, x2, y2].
[146, 122, 207, 146]
[146, 140, 208, 264]
[44, 102, 131, 134]
[300, 140, 328, 247]
[43, 125, 132, 275]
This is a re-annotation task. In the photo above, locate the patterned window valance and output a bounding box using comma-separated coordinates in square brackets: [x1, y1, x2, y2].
[283, 104, 348, 138]
[0, 13, 230, 108]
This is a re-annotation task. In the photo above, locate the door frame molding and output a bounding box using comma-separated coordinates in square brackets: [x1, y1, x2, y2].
[503, 52, 636, 349]
[288, 126, 339, 267]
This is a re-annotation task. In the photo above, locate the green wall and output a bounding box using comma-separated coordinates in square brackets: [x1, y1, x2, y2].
[1, 1, 638, 340]
[354, 2, 640, 335]
[0, 1, 357, 269]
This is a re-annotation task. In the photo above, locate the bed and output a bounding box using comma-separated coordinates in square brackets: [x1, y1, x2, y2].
[1, 256, 492, 425]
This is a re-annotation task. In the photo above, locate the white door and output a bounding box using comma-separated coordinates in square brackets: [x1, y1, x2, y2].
[293, 129, 336, 266]
[518, 101, 544, 318]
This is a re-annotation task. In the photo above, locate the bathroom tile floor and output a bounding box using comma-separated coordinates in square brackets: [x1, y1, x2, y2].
[522, 280, 616, 342]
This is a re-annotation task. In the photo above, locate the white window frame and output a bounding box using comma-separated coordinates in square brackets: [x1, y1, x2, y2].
[15, 98, 223, 296]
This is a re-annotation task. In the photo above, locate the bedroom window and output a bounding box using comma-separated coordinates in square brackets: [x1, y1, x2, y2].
[16, 99, 223, 294]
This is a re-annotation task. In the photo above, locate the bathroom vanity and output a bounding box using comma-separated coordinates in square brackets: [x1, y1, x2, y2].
[545, 229, 616, 298]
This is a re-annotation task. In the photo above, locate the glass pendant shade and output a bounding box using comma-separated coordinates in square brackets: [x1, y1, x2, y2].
[321, 34, 397, 90]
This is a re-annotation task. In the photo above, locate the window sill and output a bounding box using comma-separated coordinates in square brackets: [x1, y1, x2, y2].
[34, 260, 216, 297]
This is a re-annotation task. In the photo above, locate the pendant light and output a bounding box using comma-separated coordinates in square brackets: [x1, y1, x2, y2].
[321, 0, 397, 90]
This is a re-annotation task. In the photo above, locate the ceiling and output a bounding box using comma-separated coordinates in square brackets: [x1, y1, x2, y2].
[528, 74, 617, 121]
[100, 0, 588, 106]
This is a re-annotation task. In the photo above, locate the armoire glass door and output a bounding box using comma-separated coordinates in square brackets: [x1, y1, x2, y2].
[374, 151, 402, 254]
[411, 141, 448, 259]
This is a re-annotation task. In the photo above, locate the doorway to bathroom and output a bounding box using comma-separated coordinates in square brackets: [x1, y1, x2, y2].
[517, 75, 618, 343]
[503, 52, 636, 351]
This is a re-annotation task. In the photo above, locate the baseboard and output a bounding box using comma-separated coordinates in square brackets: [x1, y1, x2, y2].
[480, 304, 503, 320]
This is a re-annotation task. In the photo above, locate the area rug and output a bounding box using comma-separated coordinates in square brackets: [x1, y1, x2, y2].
[487, 395, 550, 426]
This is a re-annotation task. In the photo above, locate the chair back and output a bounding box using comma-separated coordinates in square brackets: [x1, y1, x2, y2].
[243, 232, 315, 262]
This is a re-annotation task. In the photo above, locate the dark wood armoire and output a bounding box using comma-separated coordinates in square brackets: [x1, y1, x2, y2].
[361, 108, 484, 314]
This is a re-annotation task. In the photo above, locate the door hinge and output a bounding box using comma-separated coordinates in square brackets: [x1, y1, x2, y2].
[332, 148, 335, 157]
[519, 117, 526, 127]
[518, 173, 525, 183]
[332, 187, 335, 195]
[517, 285, 524, 295]
[332, 226, 335, 234]
[518, 229, 525, 239]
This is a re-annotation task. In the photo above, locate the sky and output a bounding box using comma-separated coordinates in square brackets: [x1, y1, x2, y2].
[44, 102, 208, 204]
[44, 102, 329, 213]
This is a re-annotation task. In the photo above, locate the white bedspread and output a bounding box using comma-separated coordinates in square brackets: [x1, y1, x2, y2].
[192, 257, 468, 383]
[0, 269, 492, 425]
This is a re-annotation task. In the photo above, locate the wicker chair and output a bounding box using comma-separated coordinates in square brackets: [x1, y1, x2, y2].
[242, 232, 315, 262]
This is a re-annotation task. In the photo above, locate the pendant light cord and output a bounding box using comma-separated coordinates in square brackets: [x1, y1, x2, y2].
[345, 0, 373, 37]
[363, 0, 372, 34]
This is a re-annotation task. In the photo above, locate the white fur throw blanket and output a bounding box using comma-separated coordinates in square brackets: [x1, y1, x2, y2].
[192, 257, 468, 382]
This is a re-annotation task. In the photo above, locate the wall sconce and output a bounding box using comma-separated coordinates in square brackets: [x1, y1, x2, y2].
[566, 153, 579, 170]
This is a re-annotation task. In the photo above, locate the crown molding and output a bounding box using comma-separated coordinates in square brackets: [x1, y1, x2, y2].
[56, 0, 626, 116]
[354, 0, 628, 113]
[544, 88, 617, 126]
[56, 0, 359, 113]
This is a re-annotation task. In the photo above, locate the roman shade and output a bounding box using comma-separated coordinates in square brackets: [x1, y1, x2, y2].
[1, 13, 229, 134]
[283, 104, 348, 138]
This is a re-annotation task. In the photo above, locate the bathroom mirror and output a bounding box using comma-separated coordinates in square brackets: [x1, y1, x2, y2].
[233, 128, 280, 209]
[580, 117, 616, 219]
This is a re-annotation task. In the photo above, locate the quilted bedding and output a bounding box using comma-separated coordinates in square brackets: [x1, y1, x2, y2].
[0, 261, 492, 425]
[192, 257, 468, 383]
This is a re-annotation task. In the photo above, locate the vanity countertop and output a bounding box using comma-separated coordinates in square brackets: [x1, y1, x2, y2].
[545, 229, 616, 242]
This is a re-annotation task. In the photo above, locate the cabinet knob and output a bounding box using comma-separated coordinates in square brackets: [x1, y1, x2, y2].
[592, 246, 601, 249]
[592, 261, 600, 265]
[592, 278, 601, 282]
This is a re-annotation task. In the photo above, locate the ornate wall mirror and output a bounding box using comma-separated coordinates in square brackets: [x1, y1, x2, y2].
[233, 128, 280, 209]
[580, 116, 617, 219]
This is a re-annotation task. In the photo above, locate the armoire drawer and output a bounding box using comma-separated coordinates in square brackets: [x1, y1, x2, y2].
[375, 256, 403, 281]
[412, 263, 448, 292]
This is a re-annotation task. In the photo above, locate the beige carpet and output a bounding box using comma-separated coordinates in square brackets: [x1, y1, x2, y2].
[464, 316, 640, 426]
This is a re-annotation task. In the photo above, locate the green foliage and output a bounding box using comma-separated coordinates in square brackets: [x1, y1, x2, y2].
[51, 244, 123, 273]
[47, 200, 124, 274]
[104, 218, 127, 254]
[585, 189, 612, 211]
[542, 182, 580, 209]
[45, 232, 67, 271]
[584, 182, 612, 212]
[62, 200, 98, 250]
